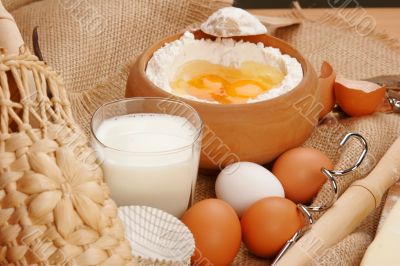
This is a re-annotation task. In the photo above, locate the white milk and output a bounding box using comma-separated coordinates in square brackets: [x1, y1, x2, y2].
[95, 113, 200, 217]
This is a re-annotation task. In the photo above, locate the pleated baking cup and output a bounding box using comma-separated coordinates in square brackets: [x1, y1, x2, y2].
[118, 206, 195, 265]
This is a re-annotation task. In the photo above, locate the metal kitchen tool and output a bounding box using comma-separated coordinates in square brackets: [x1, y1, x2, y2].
[272, 132, 368, 266]
[367, 75, 400, 113]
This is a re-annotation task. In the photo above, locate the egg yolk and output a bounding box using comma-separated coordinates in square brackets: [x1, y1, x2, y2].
[170, 60, 285, 104]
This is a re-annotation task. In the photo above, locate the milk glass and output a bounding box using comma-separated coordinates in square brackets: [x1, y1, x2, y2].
[91, 98, 203, 217]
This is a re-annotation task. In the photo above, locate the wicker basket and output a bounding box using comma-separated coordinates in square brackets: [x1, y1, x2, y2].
[0, 2, 138, 265]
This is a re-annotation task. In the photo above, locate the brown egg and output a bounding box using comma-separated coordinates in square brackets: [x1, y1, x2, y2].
[318, 61, 336, 118]
[334, 77, 386, 117]
[181, 199, 241, 266]
[241, 197, 304, 258]
[272, 147, 333, 204]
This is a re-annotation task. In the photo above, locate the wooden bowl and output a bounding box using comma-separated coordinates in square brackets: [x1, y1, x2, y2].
[126, 31, 319, 170]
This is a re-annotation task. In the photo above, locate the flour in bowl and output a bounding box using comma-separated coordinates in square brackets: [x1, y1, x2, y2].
[145, 31, 303, 104]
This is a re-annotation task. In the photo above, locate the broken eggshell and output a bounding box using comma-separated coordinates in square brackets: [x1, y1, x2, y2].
[334, 77, 386, 117]
[200, 7, 267, 37]
[318, 61, 336, 118]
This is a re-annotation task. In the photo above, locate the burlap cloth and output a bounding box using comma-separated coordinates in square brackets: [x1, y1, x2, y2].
[7, 1, 400, 265]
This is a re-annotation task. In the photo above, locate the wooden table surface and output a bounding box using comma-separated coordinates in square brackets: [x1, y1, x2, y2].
[250, 8, 400, 40]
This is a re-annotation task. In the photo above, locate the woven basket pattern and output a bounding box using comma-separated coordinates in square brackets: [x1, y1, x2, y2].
[0, 49, 137, 265]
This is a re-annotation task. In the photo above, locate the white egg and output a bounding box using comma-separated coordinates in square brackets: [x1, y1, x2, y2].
[215, 162, 284, 217]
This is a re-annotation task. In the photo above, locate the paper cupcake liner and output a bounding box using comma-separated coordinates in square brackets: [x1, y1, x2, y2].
[118, 206, 195, 265]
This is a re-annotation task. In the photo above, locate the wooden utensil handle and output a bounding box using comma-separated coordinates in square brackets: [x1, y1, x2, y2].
[0, 0, 24, 54]
[255, 15, 302, 27]
[276, 136, 400, 266]
[0, 0, 39, 129]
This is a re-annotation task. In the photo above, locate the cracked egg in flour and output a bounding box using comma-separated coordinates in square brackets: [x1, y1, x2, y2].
[146, 31, 303, 104]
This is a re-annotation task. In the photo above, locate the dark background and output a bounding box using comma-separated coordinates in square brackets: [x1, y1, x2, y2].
[235, 0, 400, 9]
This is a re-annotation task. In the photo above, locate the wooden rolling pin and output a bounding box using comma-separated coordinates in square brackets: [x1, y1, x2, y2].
[276, 136, 400, 265]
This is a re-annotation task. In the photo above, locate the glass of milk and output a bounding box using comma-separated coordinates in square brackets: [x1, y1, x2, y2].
[91, 97, 203, 217]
